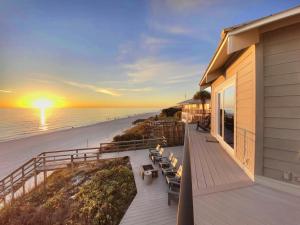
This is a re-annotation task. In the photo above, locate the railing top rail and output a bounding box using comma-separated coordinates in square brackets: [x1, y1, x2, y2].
[37, 152, 98, 159]
[100, 137, 164, 145]
[39, 147, 101, 155]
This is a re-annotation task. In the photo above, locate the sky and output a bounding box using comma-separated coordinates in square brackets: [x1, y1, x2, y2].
[0, 0, 299, 108]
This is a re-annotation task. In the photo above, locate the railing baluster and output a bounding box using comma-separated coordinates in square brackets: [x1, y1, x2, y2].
[10, 175, 14, 202]
[43, 154, 47, 190]
[34, 158, 37, 188]
[71, 155, 74, 173]
[22, 166, 25, 195]
[1, 180, 5, 206]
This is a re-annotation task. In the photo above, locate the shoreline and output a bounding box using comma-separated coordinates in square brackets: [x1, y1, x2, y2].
[0, 112, 157, 179]
[0, 111, 158, 144]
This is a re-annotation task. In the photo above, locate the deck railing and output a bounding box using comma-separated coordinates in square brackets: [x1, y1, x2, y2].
[0, 137, 165, 206]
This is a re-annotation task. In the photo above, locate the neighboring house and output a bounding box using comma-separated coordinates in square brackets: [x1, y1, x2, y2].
[178, 6, 300, 225]
[177, 99, 210, 123]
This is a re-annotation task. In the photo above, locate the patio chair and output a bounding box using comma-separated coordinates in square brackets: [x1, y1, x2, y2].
[152, 151, 173, 165]
[168, 182, 180, 205]
[150, 148, 165, 164]
[166, 165, 182, 188]
[158, 152, 174, 168]
[196, 116, 211, 132]
[162, 157, 178, 176]
[148, 144, 161, 154]
[149, 145, 162, 159]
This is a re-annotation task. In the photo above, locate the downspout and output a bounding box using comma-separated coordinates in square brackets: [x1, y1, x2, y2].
[177, 123, 194, 225]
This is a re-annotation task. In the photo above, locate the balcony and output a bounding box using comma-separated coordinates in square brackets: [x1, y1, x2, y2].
[178, 124, 300, 225]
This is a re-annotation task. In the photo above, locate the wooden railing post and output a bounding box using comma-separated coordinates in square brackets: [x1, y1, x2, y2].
[76, 149, 79, 158]
[34, 158, 37, 188]
[1, 180, 5, 206]
[22, 166, 25, 195]
[97, 149, 100, 161]
[71, 155, 74, 173]
[10, 174, 14, 202]
[43, 153, 46, 190]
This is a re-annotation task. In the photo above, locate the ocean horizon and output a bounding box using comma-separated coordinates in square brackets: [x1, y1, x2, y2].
[0, 108, 158, 142]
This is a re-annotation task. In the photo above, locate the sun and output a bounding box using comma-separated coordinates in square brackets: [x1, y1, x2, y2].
[17, 92, 67, 108]
[32, 98, 53, 109]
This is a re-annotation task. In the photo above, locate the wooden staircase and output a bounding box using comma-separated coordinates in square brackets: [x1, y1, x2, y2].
[0, 137, 165, 207]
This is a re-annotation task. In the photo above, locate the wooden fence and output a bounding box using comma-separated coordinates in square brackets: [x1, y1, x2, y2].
[0, 137, 165, 207]
[149, 121, 185, 146]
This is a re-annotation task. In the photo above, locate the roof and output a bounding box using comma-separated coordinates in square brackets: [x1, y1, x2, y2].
[200, 5, 300, 87]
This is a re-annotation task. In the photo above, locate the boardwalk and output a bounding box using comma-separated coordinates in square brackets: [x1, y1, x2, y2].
[102, 146, 183, 225]
[187, 125, 300, 225]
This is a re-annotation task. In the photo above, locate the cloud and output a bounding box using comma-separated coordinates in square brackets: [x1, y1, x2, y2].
[151, 23, 194, 36]
[151, 0, 219, 13]
[116, 87, 153, 92]
[125, 57, 205, 84]
[63, 80, 152, 96]
[142, 35, 173, 53]
[166, 26, 193, 35]
[0, 89, 13, 94]
[143, 36, 171, 46]
[63, 81, 121, 97]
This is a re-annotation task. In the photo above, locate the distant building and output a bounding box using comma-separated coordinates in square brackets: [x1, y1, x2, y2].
[177, 98, 210, 123]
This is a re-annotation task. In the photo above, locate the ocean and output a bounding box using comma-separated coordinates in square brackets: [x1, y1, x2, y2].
[0, 108, 158, 142]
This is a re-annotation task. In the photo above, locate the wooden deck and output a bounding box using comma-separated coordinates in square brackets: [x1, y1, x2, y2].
[101, 146, 183, 225]
[188, 125, 300, 225]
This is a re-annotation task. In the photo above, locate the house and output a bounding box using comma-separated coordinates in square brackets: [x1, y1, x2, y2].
[177, 98, 210, 123]
[178, 6, 300, 225]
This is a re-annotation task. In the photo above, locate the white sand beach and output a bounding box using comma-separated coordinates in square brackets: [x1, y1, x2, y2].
[0, 112, 156, 179]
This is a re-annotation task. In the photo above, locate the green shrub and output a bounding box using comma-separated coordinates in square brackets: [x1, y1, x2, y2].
[113, 133, 143, 142]
[74, 165, 136, 225]
[160, 107, 181, 117]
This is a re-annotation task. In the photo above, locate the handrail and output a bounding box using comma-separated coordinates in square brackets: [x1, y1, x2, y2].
[0, 137, 165, 206]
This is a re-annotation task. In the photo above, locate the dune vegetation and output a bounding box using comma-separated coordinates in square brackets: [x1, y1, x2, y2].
[0, 157, 136, 225]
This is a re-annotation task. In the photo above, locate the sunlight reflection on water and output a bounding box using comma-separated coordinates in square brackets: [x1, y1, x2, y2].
[39, 108, 48, 131]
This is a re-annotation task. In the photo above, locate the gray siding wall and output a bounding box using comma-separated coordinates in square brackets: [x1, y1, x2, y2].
[263, 22, 300, 184]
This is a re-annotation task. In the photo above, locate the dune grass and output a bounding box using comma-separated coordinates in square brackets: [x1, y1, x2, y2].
[0, 157, 136, 225]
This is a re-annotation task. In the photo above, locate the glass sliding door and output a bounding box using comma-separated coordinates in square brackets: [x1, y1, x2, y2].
[216, 84, 235, 149]
[223, 86, 235, 148]
[217, 92, 223, 137]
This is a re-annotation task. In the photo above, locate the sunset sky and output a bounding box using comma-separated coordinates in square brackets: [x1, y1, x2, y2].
[0, 0, 299, 108]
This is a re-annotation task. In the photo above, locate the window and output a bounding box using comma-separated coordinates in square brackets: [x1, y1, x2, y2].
[216, 83, 235, 149]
